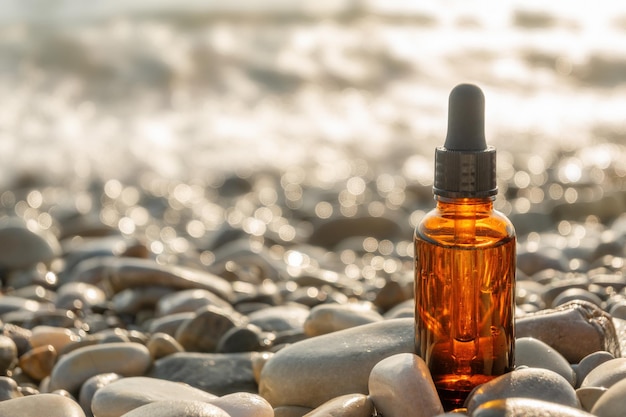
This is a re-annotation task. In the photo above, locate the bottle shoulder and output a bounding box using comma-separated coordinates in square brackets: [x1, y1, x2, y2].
[416, 206, 515, 246]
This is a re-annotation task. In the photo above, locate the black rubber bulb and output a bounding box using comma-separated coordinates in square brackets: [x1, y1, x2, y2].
[444, 83, 486, 151]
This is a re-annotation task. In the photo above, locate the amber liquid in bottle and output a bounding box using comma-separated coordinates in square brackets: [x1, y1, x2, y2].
[415, 197, 515, 410]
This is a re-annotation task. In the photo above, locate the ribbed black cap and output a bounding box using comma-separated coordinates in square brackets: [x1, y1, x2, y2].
[433, 84, 497, 198]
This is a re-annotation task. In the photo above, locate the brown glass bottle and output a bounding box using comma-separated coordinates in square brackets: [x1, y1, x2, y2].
[414, 84, 515, 410]
[415, 197, 515, 409]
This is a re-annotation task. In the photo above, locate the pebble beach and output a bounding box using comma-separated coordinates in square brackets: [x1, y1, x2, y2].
[2, 1, 626, 416]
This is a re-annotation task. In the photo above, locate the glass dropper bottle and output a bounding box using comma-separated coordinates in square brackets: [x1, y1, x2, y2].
[414, 84, 516, 410]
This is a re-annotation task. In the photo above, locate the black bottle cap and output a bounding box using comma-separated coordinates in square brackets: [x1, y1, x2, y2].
[433, 84, 497, 198]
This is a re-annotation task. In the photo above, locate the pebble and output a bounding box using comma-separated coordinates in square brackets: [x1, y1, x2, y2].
[156, 289, 233, 316]
[273, 406, 313, 417]
[471, 398, 594, 417]
[48, 342, 152, 394]
[590, 377, 626, 417]
[78, 373, 123, 417]
[118, 400, 230, 417]
[0, 217, 60, 270]
[575, 351, 615, 387]
[146, 332, 184, 359]
[247, 305, 310, 332]
[302, 393, 374, 417]
[209, 392, 274, 417]
[0, 376, 23, 400]
[515, 337, 576, 386]
[175, 305, 246, 352]
[55, 282, 106, 311]
[216, 323, 273, 353]
[18, 344, 57, 381]
[147, 312, 195, 336]
[368, 353, 443, 417]
[91, 376, 218, 417]
[576, 386, 607, 411]
[464, 368, 580, 414]
[579, 358, 626, 389]
[0, 393, 86, 417]
[303, 303, 384, 337]
[515, 300, 621, 363]
[147, 352, 257, 396]
[0, 335, 18, 374]
[259, 318, 414, 408]
[29, 326, 81, 352]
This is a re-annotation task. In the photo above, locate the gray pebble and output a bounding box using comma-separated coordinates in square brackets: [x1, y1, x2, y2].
[78, 373, 123, 417]
[248, 305, 310, 332]
[515, 337, 576, 386]
[472, 397, 594, 416]
[590, 377, 626, 417]
[464, 368, 580, 414]
[575, 351, 615, 388]
[576, 386, 607, 412]
[0, 335, 17, 374]
[580, 358, 626, 389]
[175, 305, 245, 352]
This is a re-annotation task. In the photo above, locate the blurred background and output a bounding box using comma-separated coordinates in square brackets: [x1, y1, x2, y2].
[2, 0, 626, 240]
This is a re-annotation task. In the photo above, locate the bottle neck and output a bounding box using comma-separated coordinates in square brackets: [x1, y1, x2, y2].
[435, 196, 495, 212]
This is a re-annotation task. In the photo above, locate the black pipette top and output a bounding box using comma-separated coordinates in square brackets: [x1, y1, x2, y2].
[433, 84, 497, 198]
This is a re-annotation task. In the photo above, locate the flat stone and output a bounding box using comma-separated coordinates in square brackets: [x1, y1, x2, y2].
[303, 303, 384, 337]
[147, 352, 257, 396]
[0, 393, 85, 417]
[209, 392, 273, 417]
[48, 342, 152, 394]
[590, 377, 626, 417]
[175, 305, 246, 352]
[302, 394, 374, 417]
[580, 358, 626, 389]
[515, 337, 576, 386]
[119, 400, 230, 417]
[472, 398, 594, 417]
[368, 353, 443, 417]
[91, 376, 218, 417]
[465, 368, 580, 414]
[259, 318, 415, 408]
[515, 301, 621, 363]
